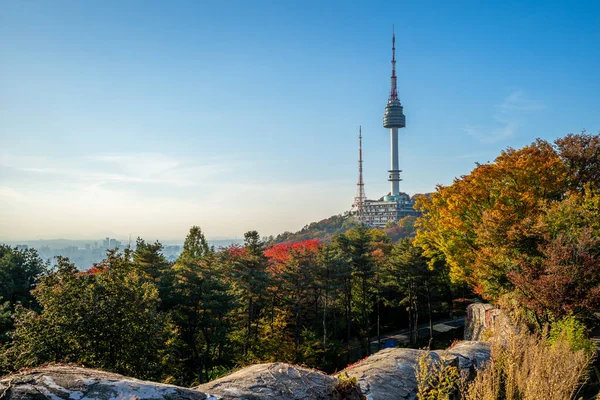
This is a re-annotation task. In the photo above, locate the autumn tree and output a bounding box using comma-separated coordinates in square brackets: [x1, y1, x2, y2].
[509, 187, 600, 322]
[415, 132, 600, 315]
[415, 138, 568, 298]
[555, 132, 600, 192]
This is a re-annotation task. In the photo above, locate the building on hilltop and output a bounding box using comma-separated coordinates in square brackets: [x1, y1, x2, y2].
[351, 30, 420, 228]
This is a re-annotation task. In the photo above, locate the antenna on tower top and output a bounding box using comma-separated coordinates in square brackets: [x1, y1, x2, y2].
[390, 28, 398, 100]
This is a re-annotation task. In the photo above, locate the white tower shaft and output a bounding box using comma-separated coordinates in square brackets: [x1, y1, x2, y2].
[390, 128, 400, 196]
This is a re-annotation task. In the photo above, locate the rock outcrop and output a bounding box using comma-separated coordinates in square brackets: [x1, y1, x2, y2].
[464, 303, 515, 342]
[193, 362, 354, 400]
[0, 365, 214, 400]
[1, 342, 492, 399]
[446, 341, 492, 374]
[338, 342, 491, 400]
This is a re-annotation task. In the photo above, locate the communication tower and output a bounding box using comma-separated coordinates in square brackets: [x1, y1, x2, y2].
[352, 126, 367, 223]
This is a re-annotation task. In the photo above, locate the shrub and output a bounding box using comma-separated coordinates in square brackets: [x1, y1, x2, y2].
[548, 315, 596, 354]
[416, 352, 460, 400]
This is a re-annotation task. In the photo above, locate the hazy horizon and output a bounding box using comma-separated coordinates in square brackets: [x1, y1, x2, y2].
[2, 1, 599, 240]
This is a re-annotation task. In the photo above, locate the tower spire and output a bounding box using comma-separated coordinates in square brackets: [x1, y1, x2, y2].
[390, 27, 398, 100]
[352, 126, 367, 223]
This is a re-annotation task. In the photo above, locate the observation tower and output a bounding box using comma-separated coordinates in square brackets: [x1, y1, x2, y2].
[349, 30, 419, 227]
[383, 29, 406, 199]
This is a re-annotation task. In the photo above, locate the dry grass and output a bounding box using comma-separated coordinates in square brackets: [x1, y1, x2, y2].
[464, 329, 593, 400]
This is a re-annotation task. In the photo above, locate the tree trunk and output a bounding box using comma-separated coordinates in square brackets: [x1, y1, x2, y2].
[426, 282, 433, 348]
[245, 297, 253, 354]
[362, 274, 369, 356]
[377, 298, 381, 351]
[323, 284, 328, 352]
[345, 278, 352, 363]
[408, 285, 414, 345]
[413, 287, 419, 345]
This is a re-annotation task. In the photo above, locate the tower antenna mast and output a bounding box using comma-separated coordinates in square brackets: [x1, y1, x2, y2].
[390, 25, 398, 100]
[352, 126, 367, 223]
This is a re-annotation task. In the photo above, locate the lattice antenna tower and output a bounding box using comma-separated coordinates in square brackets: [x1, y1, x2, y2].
[352, 126, 367, 223]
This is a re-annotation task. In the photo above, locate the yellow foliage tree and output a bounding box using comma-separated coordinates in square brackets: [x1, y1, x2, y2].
[415, 138, 571, 299]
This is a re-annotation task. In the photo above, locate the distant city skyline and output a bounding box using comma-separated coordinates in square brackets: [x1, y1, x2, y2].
[1, 237, 243, 270]
[1, 1, 599, 240]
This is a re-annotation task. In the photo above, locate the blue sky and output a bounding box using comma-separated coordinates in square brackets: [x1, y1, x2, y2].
[1, 0, 599, 241]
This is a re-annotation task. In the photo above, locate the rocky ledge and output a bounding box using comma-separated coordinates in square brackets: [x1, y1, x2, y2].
[1, 341, 490, 400]
[0, 365, 214, 400]
[338, 341, 490, 400]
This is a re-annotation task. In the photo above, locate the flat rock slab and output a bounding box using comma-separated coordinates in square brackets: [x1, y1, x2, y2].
[339, 348, 435, 400]
[194, 363, 339, 400]
[340, 343, 491, 400]
[447, 341, 491, 371]
[0, 365, 214, 400]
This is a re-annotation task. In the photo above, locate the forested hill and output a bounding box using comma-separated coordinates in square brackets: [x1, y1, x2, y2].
[270, 212, 420, 244]
[271, 214, 357, 243]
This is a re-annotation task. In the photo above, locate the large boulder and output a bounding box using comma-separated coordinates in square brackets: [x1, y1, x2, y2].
[194, 362, 357, 400]
[445, 341, 491, 375]
[339, 342, 492, 400]
[0, 365, 215, 400]
[338, 348, 438, 400]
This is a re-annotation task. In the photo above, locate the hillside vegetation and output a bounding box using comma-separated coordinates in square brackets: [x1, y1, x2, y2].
[271, 213, 419, 244]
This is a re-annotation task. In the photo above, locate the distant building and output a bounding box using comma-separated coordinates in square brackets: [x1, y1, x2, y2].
[362, 193, 419, 227]
[351, 31, 420, 228]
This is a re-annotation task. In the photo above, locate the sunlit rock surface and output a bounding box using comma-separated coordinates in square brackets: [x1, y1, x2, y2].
[339, 343, 491, 400]
[193, 362, 356, 400]
[2, 341, 492, 400]
[0, 365, 215, 400]
[465, 303, 517, 342]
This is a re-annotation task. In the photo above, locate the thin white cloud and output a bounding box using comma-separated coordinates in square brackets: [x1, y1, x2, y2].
[1, 152, 234, 187]
[464, 117, 518, 144]
[464, 90, 543, 143]
[0, 151, 350, 240]
[0, 186, 30, 203]
[496, 90, 545, 113]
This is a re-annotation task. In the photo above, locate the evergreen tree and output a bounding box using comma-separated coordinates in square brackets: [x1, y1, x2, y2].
[168, 226, 232, 384]
[228, 231, 270, 358]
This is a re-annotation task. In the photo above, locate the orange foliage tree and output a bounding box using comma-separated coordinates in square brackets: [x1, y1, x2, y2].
[415, 133, 600, 305]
